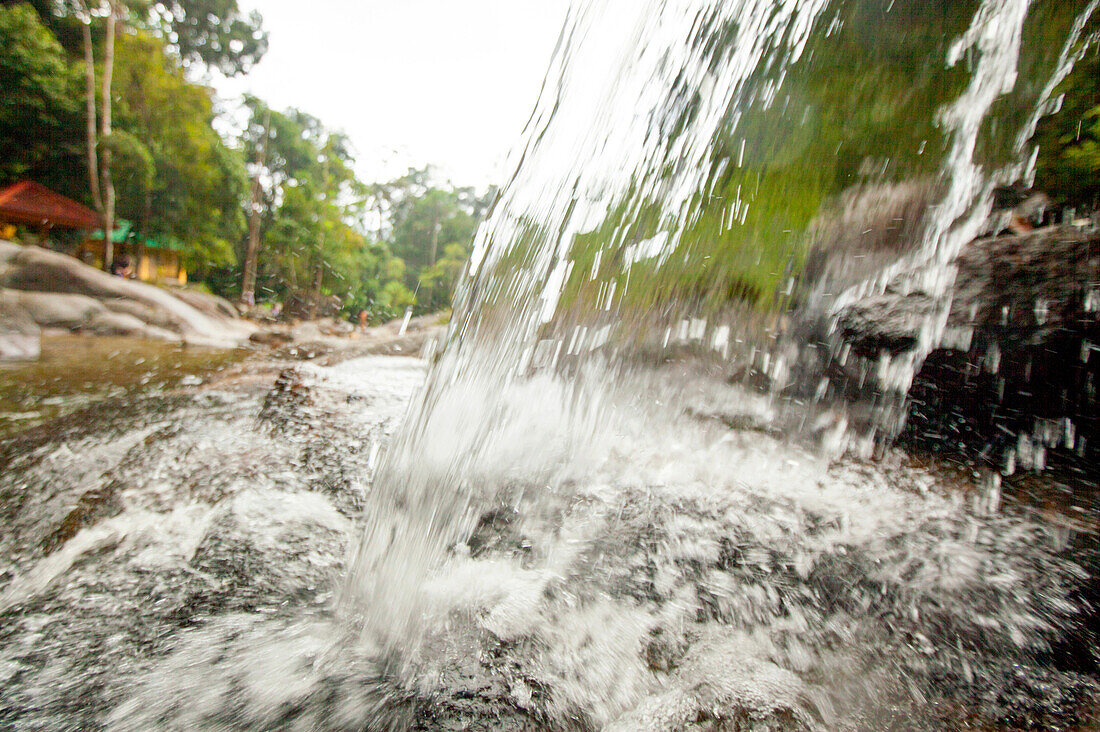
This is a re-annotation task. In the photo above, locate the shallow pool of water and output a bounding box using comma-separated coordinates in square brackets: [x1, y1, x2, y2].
[0, 335, 248, 435]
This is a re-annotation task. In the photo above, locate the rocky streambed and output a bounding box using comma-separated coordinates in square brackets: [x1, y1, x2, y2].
[0, 348, 430, 729]
[0, 224, 1097, 730]
[0, 335, 1097, 730]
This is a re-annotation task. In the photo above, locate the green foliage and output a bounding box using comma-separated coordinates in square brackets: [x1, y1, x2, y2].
[385, 173, 480, 313]
[1032, 38, 1100, 207]
[238, 102, 418, 320]
[539, 0, 1100, 331]
[0, 3, 85, 197]
[2, 0, 481, 319]
[111, 30, 247, 270]
[26, 0, 267, 76]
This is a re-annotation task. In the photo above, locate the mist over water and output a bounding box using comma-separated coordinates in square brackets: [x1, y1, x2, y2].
[4, 0, 1100, 729]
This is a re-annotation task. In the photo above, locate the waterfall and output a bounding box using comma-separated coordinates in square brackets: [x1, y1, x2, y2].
[91, 2, 1100, 729]
[346, 0, 1096, 648]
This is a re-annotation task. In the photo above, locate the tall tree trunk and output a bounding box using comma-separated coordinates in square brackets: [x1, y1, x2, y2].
[240, 110, 271, 307]
[428, 211, 440, 267]
[307, 256, 324, 320]
[99, 1, 118, 270]
[81, 19, 103, 220]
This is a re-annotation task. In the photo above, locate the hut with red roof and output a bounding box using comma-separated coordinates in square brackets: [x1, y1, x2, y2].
[0, 181, 99, 236]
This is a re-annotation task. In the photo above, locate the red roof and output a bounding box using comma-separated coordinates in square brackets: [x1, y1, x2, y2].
[0, 181, 99, 230]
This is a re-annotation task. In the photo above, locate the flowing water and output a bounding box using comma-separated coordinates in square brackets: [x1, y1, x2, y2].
[3, 0, 1100, 729]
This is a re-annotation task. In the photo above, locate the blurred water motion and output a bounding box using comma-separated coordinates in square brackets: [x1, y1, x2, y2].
[4, 0, 1100, 729]
[339, 0, 1100, 725]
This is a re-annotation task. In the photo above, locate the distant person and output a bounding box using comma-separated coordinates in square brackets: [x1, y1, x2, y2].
[358, 309, 370, 332]
[110, 254, 133, 278]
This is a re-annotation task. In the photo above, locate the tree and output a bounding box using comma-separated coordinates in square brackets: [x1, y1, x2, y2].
[110, 30, 247, 270]
[235, 101, 375, 313]
[237, 99, 324, 306]
[74, 0, 119, 267]
[388, 181, 478, 312]
[36, 0, 265, 268]
[146, 0, 266, 75]
[0, 4, 84, 197]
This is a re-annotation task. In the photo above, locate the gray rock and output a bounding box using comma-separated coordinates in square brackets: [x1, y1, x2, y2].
[837, 292, 936, 358]
[85, 310, 155, 337]
[249, 329, 294, 347]
[832, 224, 1099, 358]
[0, 241, 253, 346]
[10, 290, 105, 331]
[172, 288, 240, 320]
[948, 224, 1099, 337]
[101, 298, 176, 331]
[0, 291, 41, 361]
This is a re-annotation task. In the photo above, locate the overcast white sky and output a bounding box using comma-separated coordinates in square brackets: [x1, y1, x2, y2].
[216, 0, 570, 190]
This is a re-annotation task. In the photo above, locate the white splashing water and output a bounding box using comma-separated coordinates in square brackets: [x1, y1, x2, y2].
[87, 2, 1100, 729]
[345, 0, 1097, 651]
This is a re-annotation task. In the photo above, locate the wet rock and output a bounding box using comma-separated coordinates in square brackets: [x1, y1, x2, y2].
[965, 663, 1099, 730]
[803, 179, 938, 288]
[185, 490, 350, 613]
[41, 483, 124, 555]
[170, 288, 240, 320]
[0, 240, 253, 346]
[86, 309, 158, 337]
[950, 224, 1098, 335]
[100, 297, 180, 332]
[7, 290, 104, 331]
[837, 292, 935, 358]
[249, 328, 294, 347]
[467, 506, 532, 560]
[833, 223, 1098, 360]
[3, 290, 177, 339]
[901, 224, 1100, 483]
[0, 291, 40, 361]
[258, 367, 315, 430]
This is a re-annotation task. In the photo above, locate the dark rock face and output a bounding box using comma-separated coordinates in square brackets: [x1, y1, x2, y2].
[900, 224, 1100, 483]
[837, 292, 935, 358]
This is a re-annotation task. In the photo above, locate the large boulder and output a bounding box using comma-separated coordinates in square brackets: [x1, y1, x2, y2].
[10, 290, 105, 331]
[0, 290, 41, 361]
[4, 290, 179, 340]
[831, 223, 1098, 358]
[900, 224, 1100, 481]
[0, 241, 253, 347]
[171, 288, 240, 320]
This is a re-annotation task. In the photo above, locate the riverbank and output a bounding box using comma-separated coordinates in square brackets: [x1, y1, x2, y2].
[0, 313, 445, 436]
[0, 241, 254, 356]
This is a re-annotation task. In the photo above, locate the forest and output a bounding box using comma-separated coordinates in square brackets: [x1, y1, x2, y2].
[0, 0, 487, 322]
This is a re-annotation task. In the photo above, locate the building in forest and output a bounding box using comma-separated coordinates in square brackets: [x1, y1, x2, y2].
[0, 181, 187, 285]
[0, 180, 98, 239]
[81, 220, 187, 285]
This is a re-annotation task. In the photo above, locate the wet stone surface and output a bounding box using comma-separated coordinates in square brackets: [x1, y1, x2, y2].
[0, 355, 426, 730]
[0, 352, 1097, 731]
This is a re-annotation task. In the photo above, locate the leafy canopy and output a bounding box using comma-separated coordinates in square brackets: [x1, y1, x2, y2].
[0, 4, 85, 196]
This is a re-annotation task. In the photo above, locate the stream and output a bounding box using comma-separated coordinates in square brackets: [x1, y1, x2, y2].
[3, 0, 1100, 729]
